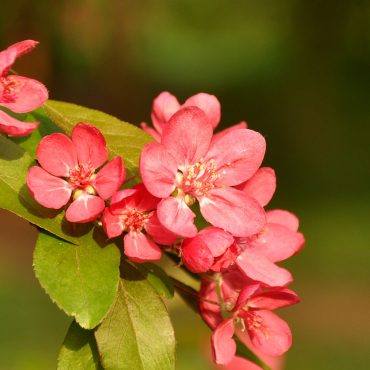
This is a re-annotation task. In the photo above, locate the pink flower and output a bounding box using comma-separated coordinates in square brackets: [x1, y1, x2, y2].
[235, 209, 305, 288]
[102, 183, 178, 263]
[140, 91, 247, 143]
[198, 274, 299, 365]
[27, 122, 125, 223]
[0, 40, 48, 136]
[181, 227, 240, 273]
[140, 106, 266, 238]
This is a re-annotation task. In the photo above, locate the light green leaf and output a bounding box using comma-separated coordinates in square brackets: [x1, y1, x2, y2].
[0, 136, 78, 244]
[34, 226, 121, 329]
[43, 100, 154, 177]
[95, 260, 176, 370]
[134, 262, 174, 299]
[10, 106, 64, 158]
[235, 337, 272, 370]
[57, 320, 103, 370]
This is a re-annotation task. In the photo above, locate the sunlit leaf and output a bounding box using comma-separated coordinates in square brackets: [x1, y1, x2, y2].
[95, 260, 176, 370]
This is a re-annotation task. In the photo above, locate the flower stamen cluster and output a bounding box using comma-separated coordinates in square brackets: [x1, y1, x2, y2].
[123, 209, 151, 232]
[1, 76, 25, 96]
[69, 163, 96, 187]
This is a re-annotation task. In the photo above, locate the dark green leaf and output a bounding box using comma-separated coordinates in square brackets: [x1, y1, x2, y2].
[34, 226, 121, 329]
[134, 262, 174, 299]
[170, 277, 200, 314]
[10, 106, 64, 158]
[235, 337, 272, 370]
[95, 260, 176, 370]
[0, 136, 78, 244]
[57, 320, 102, 370]
[43, 100, 154, 177]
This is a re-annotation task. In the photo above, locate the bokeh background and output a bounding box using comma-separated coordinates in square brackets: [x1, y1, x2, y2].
[1, 1, 370, 369]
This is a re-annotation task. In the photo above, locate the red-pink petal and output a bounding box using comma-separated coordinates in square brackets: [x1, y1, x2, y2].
[8, 40, 38, 57]
[183, 93, 221, 130]
[102, 207, 125, 239]
[199, 187, 266, 237]
[140, 122, 161, 142]
[92, 156, 125, 200]
[161, 106, 213, 171]
[210, 121, 248, 148]
[130, 183, 161, 212]
[236, 251, 293, 288]
[205, 129, 266, 187]
[196, 227, 234, 257]
[1, 76, 48, 113]
[72, 122, 108, 169]
[27, 166, 74, 209]
[296, 232, 306, 253]
[210, 242, 241, 272]
[212, 318, 237, 365]
[248, 289, 300, 310]
[37, 133, 78, 177]
[230, 284, 260, 313]
[266, 210, 299, 232]
[151, 91, 181, 134]
[246, 310, 292, 357]
[157, 196, 197, 237]
[139, 142, 177, 198]
[181, 238, 214, 273]
[124, 232, 161, 263]
[66, 192, 105, 223]
[144, 211, 179, 245]
[0, 109, 39, 136]
[0, 47, 17, 77]
[235, 167, 276, 207]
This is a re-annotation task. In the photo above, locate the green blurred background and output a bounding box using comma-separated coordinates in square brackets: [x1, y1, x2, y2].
[1, 1, 370, 369]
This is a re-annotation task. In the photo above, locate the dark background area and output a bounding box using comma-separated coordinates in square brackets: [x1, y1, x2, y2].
[1, 1, 370, 369]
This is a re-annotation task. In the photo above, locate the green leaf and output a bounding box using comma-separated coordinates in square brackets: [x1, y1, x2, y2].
[10, 106, 64, 158]
[43, 100, 154, 177]
[134, 262, 174, 299]
[170, 277, 200, 314]
[235, 337, 272, 370]
[57, 320, 103, 370]
[95, 260, 176, 370]
[0, 136, 78, 244]
[34, 226, 121, 329]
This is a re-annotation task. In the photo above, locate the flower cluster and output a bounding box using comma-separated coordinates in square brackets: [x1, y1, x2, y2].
[26, 88, 304, 366]
[0, 40, 48, 136]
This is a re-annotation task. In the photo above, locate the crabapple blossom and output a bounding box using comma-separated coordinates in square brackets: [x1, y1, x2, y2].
[102, 183, 178, 262]
[140, 106, 266, 238]
[27, 122, 125, 223]
[0, 40, 48, 136]
[140, 91, 247, 143]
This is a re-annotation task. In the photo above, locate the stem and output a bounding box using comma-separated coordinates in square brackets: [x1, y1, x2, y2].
[123, 174, 136, 184]
[173, 282, 222, 307]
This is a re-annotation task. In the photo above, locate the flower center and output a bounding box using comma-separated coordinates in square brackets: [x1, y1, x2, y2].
[180, 158, 225, 197]
[69, 163, 96, 187]
[1, 76, 24, 96]
[244, 311, 269, 338]
[122, 209, 151, 232]
[236, 228, 269, 249]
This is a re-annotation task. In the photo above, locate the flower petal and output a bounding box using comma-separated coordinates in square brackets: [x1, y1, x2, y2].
[110, 189, 139, 215]
[124, 232, 161, 263]
[72, 122, 108, 169]
[235, 167, 276, 207]
[230, 284, 261, 313]
[8, 40, 38, 57]
[0, 109, 39, 136]
[144, 211, 179, 245]
[157, 196, 197, 237]
[0, 47, 17, 77]
[140, 142, 177, 198]
[27, 166, 74, 208]
[236, 250, 293, 288]
[205, 129, 266, 187]
[37, 133, 78, 177]
[210, 242, 241, 272]
[246, 310, 292, 357]
[66, 192, 105, 223]
[140, 122, 162, 142]
[248, 289, 300, 310]
[199, 187, 266, 237]
[92, 156, 125, 200]
[196, 227, 234, 257]
[181, 238, 214, 273]
[102, 207, 125, 238]
[161, 106, 213, 171]
[266, 210, 299, 232]
[151, 92, 181, 134]
[130, 183, 161, 212]
[183, 93, 221, 129]
[1, 76, 48, 113]
[210, 121, 248, 148]
[212, 318, 237, 365]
